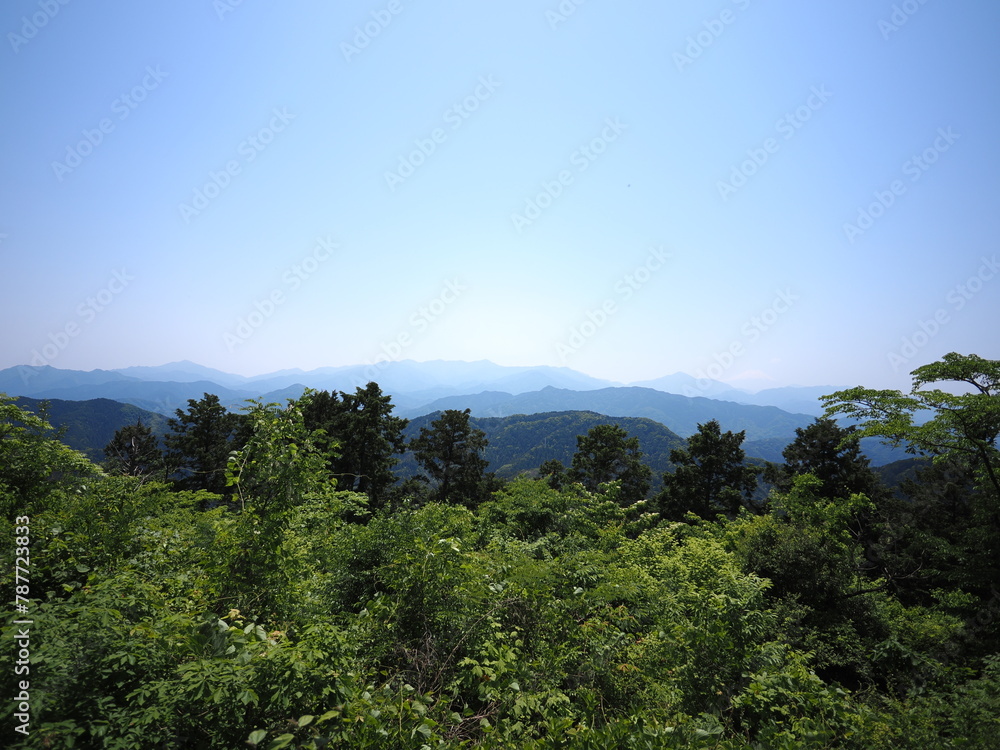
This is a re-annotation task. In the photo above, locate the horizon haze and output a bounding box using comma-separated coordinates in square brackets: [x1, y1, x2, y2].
[3, 356, 842, 397]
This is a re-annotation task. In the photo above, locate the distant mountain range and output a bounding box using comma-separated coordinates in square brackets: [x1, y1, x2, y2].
[3, 359, 908, 466]
[396, 386, 815, 442]
[0, 360, 839, 416]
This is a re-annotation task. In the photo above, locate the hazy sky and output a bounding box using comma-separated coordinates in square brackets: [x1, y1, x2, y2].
[2, 0, 997, 390]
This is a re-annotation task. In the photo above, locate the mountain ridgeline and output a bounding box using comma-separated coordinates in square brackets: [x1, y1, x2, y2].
[1, 360, 837, 417]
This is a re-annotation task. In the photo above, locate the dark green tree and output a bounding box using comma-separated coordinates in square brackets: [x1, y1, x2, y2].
[821, 353, 1000, 500]
[733, 474, 885, 690]
[164, 393, 247, 495]
[302, 383, 407, 507]
[764, 418, 890, 574]
[103, 420, 164, 479]
[823, 353, 1000, 605]
[878, 456, 979, 602]
[657, 419, 760, 521]
[388, 475, 433, 508]
[539, 458, 567, 490]
[409, 409, 499, 507]
[568, 423, 652, 506]
[766, 418, 885, 501]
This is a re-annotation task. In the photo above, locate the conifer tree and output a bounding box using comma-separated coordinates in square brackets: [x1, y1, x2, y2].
[658, 419, 760, 520]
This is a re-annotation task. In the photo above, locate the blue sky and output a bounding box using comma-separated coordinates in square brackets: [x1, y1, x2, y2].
[2, 0, 997, 391]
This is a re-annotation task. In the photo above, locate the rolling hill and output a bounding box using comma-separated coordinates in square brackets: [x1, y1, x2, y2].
[394, 410, 689, 491]
[12, 396, 171, 461]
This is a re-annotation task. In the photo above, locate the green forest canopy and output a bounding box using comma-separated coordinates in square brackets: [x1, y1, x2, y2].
[1, 353, 998, 748]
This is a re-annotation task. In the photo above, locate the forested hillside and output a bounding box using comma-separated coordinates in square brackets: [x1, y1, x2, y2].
[395, 411, 687, 492]
[12, 397, 169, 461]
[1, 353, 998, 748]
